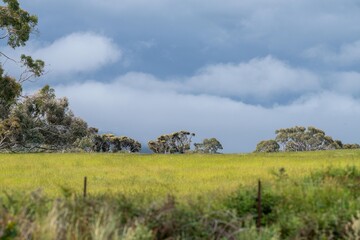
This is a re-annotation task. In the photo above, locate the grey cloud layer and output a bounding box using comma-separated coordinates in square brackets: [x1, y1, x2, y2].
[14, 0, 360, 152]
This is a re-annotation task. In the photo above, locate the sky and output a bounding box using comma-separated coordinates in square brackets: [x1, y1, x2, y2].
[2, 0, 360, 152]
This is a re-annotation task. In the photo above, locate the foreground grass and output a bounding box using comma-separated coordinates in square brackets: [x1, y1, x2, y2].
[1, 150, 360, 200]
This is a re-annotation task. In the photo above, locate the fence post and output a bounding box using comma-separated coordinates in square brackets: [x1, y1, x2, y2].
[83, 176, 87, 198]
[256, 179, 262, 230]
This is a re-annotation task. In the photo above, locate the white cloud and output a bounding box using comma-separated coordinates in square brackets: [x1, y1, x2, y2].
[186, 56, 320, 101]
[55, 79, 360, 153]
[0, 32, 122, 80]
[33, 32, 121, 75]
[106, 56, 321, 104]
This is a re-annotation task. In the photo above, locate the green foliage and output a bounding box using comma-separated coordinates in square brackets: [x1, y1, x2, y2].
[148, 130, 195, 154]
[1, 85, 92, 152]
[343, 143, 360, 149]
[19, 54, 45, 81]
[255, 139, 280, 153]
[225, 188, 281, 225]
[194, 137, 223, 153]
[92, 134, 141, 153]
[0, 0, 38, 48]
[255, 126, 345, 152]
[122, 222, 153, 240]
[0, 0, 47, 152]
[275, 126, 341, 151]
[0, 67, 21, 120]
[0, 0, 44, 81]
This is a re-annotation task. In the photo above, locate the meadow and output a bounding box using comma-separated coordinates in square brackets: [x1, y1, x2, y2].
[2, 150, 360, 239]
[1, 150, 360, 199]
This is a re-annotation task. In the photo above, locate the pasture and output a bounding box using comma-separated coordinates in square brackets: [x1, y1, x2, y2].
[1, 150, 360, 200]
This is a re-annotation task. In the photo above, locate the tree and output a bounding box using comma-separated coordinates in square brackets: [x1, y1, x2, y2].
[0, 0, 45, 151]
[0, 68, 21, 119]
[148, 130, 195, 154]
[254, 140, 280, 153]
[255, 126, 342, 152]
[343, 144, 360, 149]
[0, 0, 44, 82]
[274, 126, 341, 152]
[194, 138, 223, 154]
[114, 136, 141, 153]
[1, 85, 91, 152]
[92, 133, 141, 153]
[0, 114, 20, 150]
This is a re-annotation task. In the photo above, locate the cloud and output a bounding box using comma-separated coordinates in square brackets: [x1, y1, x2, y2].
[32, 32, 121, 75]
[55, 79, 360, 153]
[186, 56, 320, 102]
[15, 0, 360, 153]
[304, 40, 360, 65]
[327, 71, 360, 96]
[51, 56, 360, 153]
[0, 32, 122, 81]
[111, 56, 321, 105]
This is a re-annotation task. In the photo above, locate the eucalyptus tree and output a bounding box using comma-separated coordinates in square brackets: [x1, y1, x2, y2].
[275, 126, 340, 151]
[148, 130, 195, 154]
[0, 0, 44, 82]
[343, 144, 360, 149]
[0, 0, 45, 151]
[194, 138, 223, 154]
[92, 133, 141, 153]
[3, 86, 90, 152]
[0, 68, 21, 119]
[254, 140, 280, 153]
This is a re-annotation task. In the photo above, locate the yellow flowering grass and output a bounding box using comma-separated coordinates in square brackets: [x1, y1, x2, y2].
[1, 150, 360, 200]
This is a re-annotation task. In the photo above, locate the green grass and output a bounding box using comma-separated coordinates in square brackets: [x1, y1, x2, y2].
[1, 150, 360, 200]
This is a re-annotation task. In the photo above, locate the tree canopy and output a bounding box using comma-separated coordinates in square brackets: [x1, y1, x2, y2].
[255, 140, 280, 153]
[255, 126, 345, 153]
[275, 126, 341, 151]
[148, 131, 195, 154]
[92, 134, 141, 153]
[194, 138, 223, 154]
[0, 0, 44, 82]
[0, 86, 91, 152]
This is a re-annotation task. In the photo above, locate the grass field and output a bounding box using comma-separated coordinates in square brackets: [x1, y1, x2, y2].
[2, 150, 360, 239]
[1, 150, 360, 200]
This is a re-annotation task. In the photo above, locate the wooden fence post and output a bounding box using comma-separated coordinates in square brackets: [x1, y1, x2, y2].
[83, 176, 87, 198]
[256, 179, 262, 230]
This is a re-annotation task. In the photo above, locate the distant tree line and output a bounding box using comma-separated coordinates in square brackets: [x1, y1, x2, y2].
[255, 126, 360, 153]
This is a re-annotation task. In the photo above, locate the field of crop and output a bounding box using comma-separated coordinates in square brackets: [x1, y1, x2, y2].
[1, 150, 360, 200]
